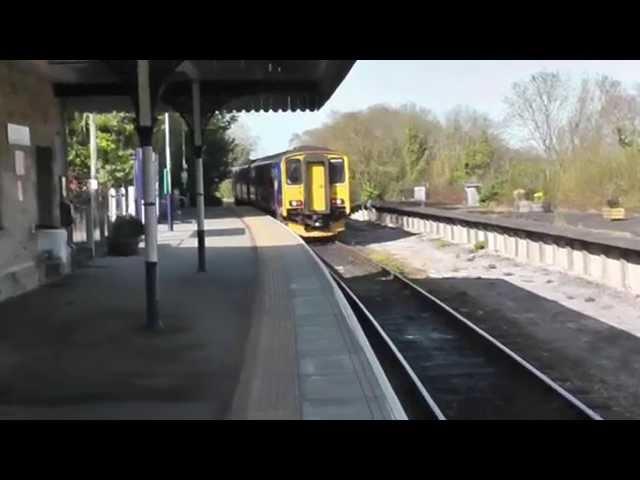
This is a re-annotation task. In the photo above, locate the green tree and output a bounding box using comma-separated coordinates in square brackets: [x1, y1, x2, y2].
[66, 112, 138, 197]
[403, 126, 428, 185]
[452, 131, 495, 183]
[180, 112, 238, 205]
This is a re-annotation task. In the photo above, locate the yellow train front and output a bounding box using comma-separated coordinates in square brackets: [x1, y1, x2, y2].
[232, 146, 351, 239]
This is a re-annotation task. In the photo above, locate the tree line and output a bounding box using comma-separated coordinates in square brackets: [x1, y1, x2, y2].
[65, 111, 253, 206]
[291, 71, 640, 211]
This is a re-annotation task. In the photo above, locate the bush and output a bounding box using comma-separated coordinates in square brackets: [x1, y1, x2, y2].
[360, 180, 382, 203]
[479, 178, 507, 206]
[206, 195, 223, 207]
[217, 179, 233, 200]
[111, 215, 144, 239]
[473, 240, 487, 251]
[108, 215, 144, 256]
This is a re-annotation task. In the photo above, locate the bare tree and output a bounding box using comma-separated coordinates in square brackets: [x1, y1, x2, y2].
[229, 121, 259, 164]
[596, 76, 640, 149]
[504, 71, 571, 159]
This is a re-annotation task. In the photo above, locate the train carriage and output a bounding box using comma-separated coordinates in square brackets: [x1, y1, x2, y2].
[232, 145, 351, 239]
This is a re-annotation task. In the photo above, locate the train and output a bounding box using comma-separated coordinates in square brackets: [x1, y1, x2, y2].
[231, 145, 351, 239]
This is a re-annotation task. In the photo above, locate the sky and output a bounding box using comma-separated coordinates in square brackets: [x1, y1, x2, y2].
[236, 60, 640, 157]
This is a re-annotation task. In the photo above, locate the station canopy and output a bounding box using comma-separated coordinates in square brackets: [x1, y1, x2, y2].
[34, 60, 356, 118]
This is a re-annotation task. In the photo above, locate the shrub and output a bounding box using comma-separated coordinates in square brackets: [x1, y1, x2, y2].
[108, 215, 144, 256]
[473, 240, 487, 251]
[479, 178, 508, 206]
[111, 215, 144, 239]
[206, 195, 223, 207]
[360, 180, 382, 203]
[217, 179, 234, 200]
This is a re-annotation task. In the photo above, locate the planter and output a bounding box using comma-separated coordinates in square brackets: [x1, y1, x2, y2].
[602, 207, 626, 221]
[108, 237, 141, 256]
[530, 203, 544, 212]
[108, 215, 144, 256]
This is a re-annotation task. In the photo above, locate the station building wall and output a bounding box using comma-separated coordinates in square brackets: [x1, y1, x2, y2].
[0, 61, 65, 303]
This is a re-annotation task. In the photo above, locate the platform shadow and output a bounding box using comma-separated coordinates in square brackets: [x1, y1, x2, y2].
[343, 218, 417, 245]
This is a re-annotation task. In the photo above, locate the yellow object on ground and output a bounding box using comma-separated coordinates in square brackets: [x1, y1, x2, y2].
[602, 207, 627, 221]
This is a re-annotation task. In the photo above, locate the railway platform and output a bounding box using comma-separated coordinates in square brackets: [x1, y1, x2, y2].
[0, 206, 401, 420]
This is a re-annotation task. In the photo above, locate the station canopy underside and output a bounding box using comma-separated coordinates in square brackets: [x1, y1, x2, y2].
[35, 60, 355, 118]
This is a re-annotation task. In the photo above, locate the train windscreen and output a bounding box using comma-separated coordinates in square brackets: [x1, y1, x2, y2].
[329, 158, 345, 184]
[286, 159, 302, 185]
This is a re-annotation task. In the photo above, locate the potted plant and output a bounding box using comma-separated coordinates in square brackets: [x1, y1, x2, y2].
[603, 181, 626, 221]
[108, 215, 144, 256]
[531, 190, 545, 212]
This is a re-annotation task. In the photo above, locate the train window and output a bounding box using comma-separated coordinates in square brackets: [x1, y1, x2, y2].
[286, 159, 302, 185]
[329, 158, 345, 183]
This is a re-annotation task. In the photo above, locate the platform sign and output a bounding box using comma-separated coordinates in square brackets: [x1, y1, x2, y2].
[7, 123, 31, 146]
[414, 186, 427, 203]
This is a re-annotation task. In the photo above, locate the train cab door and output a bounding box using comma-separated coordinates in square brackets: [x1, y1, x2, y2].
[304, 155, 330, 214]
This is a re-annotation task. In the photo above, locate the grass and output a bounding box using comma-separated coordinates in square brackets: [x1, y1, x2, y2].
[366, 249, 416, 277]
[434, 239, 451, 249]
[473, 240, 487, 252]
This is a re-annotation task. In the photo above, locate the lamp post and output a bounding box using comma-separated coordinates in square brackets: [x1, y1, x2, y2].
[164, 112, 173, 231]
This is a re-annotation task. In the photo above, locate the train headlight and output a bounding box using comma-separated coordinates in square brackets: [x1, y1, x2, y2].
[331, 198, 344, 206]
[289, 200, 303, 207]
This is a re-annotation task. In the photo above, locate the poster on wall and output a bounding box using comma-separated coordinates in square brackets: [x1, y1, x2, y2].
[7, 123, 31, 147]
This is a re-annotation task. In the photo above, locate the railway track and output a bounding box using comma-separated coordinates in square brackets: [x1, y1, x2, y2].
[309, 240, 602, 420]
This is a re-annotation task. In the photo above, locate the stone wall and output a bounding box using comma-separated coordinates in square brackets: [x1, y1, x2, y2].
[0, 61, 64, 302]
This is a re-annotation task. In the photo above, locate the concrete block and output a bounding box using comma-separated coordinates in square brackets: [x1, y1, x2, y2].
[446, 225, 454, 242]
[302, 398, 372, 420]
[506, 236, 517, 258]
[496, 233, 506, 255]
[487, 231, 497, 252]
[453, 225, 462, 244]
[300, 373, 365, 400]
[571, 246, 587, 277]
[542, 243, 555, 267]
[603, 255, 625, 290]
[517, 237, 528, 263]
[585, 249, 604, 281]
[625, 256, 640, 294]
[464, 226, 472, 244]
[554, 243, 572, 271]
[528, 240, 542, 265]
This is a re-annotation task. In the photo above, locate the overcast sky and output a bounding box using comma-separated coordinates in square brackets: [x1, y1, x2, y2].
[236, 60, 640, 157]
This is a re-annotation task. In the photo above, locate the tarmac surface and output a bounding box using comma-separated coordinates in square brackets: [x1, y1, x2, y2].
[0, 206, 398, 420]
